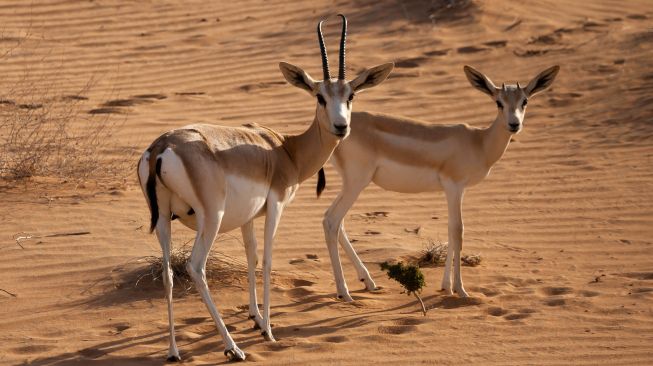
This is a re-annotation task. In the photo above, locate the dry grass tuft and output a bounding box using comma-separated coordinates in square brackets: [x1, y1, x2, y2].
[419, 239, 483, 267]
[420, 239, 448, 266]
[136, 241, 253, 293]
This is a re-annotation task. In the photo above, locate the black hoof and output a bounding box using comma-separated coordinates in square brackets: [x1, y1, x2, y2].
[224, 349, 245, 361]
[166, 355, 181, 363]
[261, 330, 275, 342]
[249, 315, 261, 329]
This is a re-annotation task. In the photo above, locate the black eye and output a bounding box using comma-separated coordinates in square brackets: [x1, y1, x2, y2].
[522, 99, 528, 108]
[496, 100, 504, 109]
[348, 93, 354, 102]
[317, 94, 326, 106]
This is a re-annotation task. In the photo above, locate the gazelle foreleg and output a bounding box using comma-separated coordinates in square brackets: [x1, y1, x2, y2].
[441, 238, 454, 295]
[261, 193, 284, 342]
[323, 174, 371, 302]
[442, 181, 468, 297]
[153, 187, 181, 362]
[338, 223, 377, 291]
[186, 208, 246, 361]
[241, 220, 264, 330]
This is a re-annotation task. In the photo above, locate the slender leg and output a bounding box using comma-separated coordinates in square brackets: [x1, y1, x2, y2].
[241, 220, 264, 330]
[186, 209, 246, 361]
[153, 187, 181, 362]
[338, 223, 377, 291]
[261, 194, 284, 341]
[443, 181, 468, 297]
[441, 241, 454, 295]
[323, 179, 369, 302]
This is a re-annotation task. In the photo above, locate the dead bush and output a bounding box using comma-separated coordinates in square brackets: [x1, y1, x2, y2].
[0, 32, 133, 188]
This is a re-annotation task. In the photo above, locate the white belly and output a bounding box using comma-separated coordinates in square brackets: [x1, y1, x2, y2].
[220, 174, 269, 232]
[372, 158, 443, 193]
[169, 176, 268, 233]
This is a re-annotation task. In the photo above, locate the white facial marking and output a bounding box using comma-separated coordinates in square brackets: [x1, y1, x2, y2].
[497, 86, 527, 133]
[317, 82, 352, 137]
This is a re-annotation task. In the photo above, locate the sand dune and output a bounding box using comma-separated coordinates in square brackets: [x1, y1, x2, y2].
[1, 0, 652, 364]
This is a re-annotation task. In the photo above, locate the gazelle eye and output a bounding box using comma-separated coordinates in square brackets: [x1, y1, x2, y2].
[496, 100, 504, 109]
[317, 94, 326, 106]
[348, 93, 354, 102]
[522, 99, 528, 108]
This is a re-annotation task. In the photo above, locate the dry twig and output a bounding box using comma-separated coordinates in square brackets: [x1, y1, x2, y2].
[0, 288, 17, 297]
[13, 231, 90, 248]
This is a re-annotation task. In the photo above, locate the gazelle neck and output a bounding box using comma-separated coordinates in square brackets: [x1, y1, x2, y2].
[482, 114, 513, 169]
[283, 116, 341, 183]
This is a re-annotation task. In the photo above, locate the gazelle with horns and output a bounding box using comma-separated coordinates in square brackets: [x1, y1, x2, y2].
[137, 14, 393, 361]
[319, 65, 559, 301]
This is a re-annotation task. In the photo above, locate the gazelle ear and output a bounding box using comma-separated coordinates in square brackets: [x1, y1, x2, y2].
[350, 62, 394, 92]
[464, 65, 498, 97]
[524, 65, 560, 97]
[279, 62, 318, 94]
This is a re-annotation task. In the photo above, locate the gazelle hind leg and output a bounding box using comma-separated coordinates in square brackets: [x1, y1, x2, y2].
[261, 194, 284, 342]
[241, 220, 264, 330]
[153, 187, 181, 361]
[338, 224, 376, 291]
[323, 175, 370, 302]
[186, 209, 245, 361]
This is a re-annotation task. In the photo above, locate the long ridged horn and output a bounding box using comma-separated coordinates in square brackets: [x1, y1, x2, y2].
[317, 20, 330, 81]
[337, 14, 347, 80]
[516, 81, 522, 90]
[501, 82, 506, 91]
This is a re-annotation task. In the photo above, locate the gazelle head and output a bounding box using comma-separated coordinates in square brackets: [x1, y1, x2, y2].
[279, 14, 394, 139]
[464, 65, 560, 134]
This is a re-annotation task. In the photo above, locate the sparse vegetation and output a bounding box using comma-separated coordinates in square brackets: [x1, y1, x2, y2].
[420, 239, 448, 266]
[0, 79, 132, 186]
[136, 240, 252, 294]
[461, 253, 482, 267]
[0, 33, 133, 189]
[380, 261, 427, 316]
[419, 239, 483, 267]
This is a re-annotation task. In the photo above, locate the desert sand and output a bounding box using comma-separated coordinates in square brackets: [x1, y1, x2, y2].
[1, 0, 652, 365]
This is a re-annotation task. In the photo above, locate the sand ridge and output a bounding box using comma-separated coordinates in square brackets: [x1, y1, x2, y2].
[1, 0, 652, 365]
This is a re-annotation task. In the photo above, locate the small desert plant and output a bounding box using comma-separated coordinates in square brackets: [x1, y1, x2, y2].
[420, 239, 448, 266]
[419, 239, 483, 267]
[461, 253, 482, 267]
[380, 261, 427, 316]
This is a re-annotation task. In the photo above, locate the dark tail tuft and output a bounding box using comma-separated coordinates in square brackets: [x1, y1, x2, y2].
[146, 157, 162, 233]
[316, 167, 326, 198]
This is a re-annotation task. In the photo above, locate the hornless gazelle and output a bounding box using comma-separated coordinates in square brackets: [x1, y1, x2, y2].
[319, 65, 560, 301]
[137, 15, 393, 361]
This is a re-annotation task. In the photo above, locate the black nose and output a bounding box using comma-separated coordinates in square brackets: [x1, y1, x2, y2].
[334, 124, 347, 132]
[509, 123, 520, 131]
